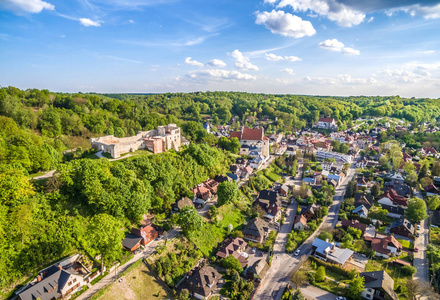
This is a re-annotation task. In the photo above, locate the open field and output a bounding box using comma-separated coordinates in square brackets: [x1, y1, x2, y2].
[96, 262, 172, 300]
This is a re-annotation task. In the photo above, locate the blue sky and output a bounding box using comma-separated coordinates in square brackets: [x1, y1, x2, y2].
[1, 0, 440, 97]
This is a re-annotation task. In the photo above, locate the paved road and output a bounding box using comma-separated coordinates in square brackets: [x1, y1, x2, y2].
[76, 228, 180, 300]
[254, 163, 356, 300]
[300, 285, 338, 300]
[413, 190, 430, 285]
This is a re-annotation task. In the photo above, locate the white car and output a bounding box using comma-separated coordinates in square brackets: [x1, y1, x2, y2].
[417, 225, 421, 230]
[294, 249, 300, 256]
[336, 297, 346, 300]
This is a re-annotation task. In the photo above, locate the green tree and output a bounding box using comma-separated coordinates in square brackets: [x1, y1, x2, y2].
[340, 143, 349, 154]
[427, 196, 440, 211]
[178, 206, 203, 233]
[86, 213, 123, 271]
[371, 184, 380, 198]
[432, 161, 440, 177]
[349, 275, 365, 300]
[318, 231, 333, 242]
[217, 181, 238, 206]
[315, 266, 325, 282]
[406, 197, 428, 223]
[222, 255, 243, 272]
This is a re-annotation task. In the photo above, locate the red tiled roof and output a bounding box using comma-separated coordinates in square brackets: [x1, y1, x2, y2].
[229, 131, 241, 139]
[341, 219, 367, 232]
[294, 214, 308, 226]
[242, 127, 264, 141]
[371, 235, 402, 255]
[319, 117, 335, 123]
[379, 189, 408, 206]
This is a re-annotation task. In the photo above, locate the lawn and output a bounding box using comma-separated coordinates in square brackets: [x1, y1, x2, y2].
[397, 239, 414, 250]
[188, 203, 244, 256]
[96, 262, 172, 300]
[430, 227, 440, 245]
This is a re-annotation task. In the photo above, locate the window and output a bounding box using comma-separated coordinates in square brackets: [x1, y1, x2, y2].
[68, 281, 71, 286]
[73, 278, 77, 283]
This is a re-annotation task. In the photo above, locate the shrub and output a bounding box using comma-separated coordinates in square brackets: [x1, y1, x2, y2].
[315, 266, 326, 282]
[401, 265, 417, 276]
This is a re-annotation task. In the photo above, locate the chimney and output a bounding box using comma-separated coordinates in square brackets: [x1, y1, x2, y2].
[37, 275, 41, 282]
[58, 265, 62, 270]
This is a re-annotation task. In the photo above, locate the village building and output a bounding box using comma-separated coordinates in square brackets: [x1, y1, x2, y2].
[293, 214, 309, 230]
[317, 117, 337, 130]
[229, 127, 270, 159]
[389, 218, 414, 239]
[243, 217, 270, 243]
[180, 265, 222, 300]
[253, 190, 282, 222]
[216, 237, 248, 268]
[90, 124, 182, 158]
[360, 271, 398, 300]
[311, 238, 354, 267]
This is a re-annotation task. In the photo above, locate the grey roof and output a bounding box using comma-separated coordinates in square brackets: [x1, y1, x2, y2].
[18, 269, 72, 300]
[390, 218, 414, 234]
[243, 217, 269, 238]
[360, 271, 398, 300]
[312, 238, 333, 255]
[122, 234, 142, 250]
[327, 247, 354, 265]
[432, 210, 440, 226]
[181, 265, 222, 297]
[381, 204, 405, 216]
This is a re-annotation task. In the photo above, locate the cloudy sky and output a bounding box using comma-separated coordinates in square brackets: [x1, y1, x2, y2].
[1, 0, 440, 97]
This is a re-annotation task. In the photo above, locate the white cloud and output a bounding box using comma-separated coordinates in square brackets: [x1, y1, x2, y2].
[284, 68, 295, 75]
[422, 50, 435, 54]
[79, 18, 101, 27]
[186, 69, 257, 81]
[277, 0, 365, 27]
[1, 0, 54, 13]
[343, 47, 360, 55]
[230, 49, 259, 71]
[265, 53, 302, 62]
[255, 10, 316, 38]
[264, 0, 278, 3]
[390, 4, 440, 19]
[265, 53, 284, 61]
[285, 55, 302, 62]
[367, 16, 374, 23]
[185, 57, 204, 67]
[379, 62, 440, 84]
[319, 39, 344, 51]
[206, 59, 227, 67]
[319, 39, 360, 55]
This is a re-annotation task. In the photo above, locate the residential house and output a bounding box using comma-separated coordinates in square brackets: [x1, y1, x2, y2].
[122, 225, 158, 251]
[278, 184, 289, 196]
[311, 238, 354, 267]
[425, 184, 439, 196]
[216, 237, 248, 268]
[431, 210, 440, 227]
[240, 166, 253, 179]
[301, 204, 319, 220]
[246, 259, 270, 281]
[122, 234, 142, 252]
[327, 174, 342, 186]
[316, 149, 353, 163]
[214, 175, 229, 183]
[402, 152, 412, 162]
[192, 185, 212, 206]
[180, 265, 222, 300]
[293, 215, 309, 230]
[377, 189, 408, 207]
[253, 190, 282, 222]
[17, 259, 88, 300]
[174, 197, 194, 212]
[341, 219, 368, 233]
[317, 117, 337, 130]
[243, 217, 270, 243]
[230, 164, 239, 174]
[389, 218, 414, 239]
[226, 173, 240, 183]
[366, 234, 402, 259]
[352, 205, 369, 218]
[302, 177, 316, 185]
[203, 179, 219, 194]
[418, 147, 438, 158]
[360, 271, 398, 300]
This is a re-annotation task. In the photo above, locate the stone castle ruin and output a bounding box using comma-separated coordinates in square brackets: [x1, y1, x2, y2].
[90, 124, 182, 158]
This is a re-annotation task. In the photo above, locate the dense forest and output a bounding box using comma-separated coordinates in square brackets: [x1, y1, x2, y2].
[1, 86, 440, 295]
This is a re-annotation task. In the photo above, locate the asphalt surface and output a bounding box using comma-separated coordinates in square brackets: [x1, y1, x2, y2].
[254, 163, 356, 300]
[413, 190, 430, 285]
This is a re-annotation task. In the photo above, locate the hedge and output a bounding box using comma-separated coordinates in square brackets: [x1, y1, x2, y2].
[309, 256, 351, 278]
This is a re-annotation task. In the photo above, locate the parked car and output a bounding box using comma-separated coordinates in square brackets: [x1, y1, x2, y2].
[416, 233, 420, 237]
[336, 297, 346, 300]
[417, 225, 421, 230]
[294, 249, 300, 256]
[414, 247, 419, 252]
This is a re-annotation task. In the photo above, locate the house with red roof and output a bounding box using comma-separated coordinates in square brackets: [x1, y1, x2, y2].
[229, 127, 270, 159]
[366, 234, 402, 259]
[418, 147, 438, 158]
[377, 189, 409, 207]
